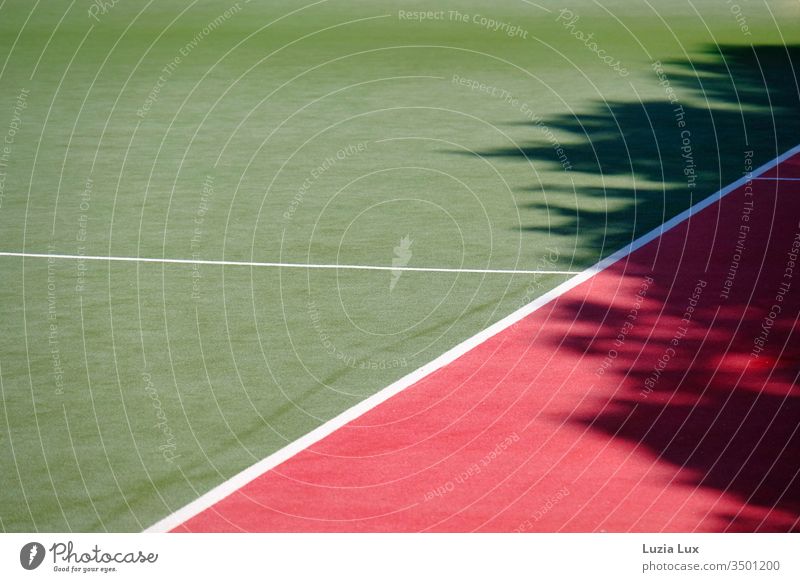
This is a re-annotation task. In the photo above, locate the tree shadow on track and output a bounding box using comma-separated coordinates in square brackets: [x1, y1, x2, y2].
[474, 44, 800, 531]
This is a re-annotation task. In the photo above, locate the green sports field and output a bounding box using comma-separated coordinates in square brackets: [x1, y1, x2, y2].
[1, 0, 798, 531]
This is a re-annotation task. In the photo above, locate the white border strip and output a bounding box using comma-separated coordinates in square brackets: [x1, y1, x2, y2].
[0, 251, 577, 276]
[145, 145, 800, 532]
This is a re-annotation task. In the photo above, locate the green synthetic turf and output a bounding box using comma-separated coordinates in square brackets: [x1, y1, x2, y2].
[0, 0, 798, 531]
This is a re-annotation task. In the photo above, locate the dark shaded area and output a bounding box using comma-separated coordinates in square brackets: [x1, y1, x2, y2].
[558, 280, 800, 531]
[474, 45, 800, 265]
[477, 45, 800, 531]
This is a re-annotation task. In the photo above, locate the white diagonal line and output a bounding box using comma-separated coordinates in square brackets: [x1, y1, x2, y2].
[143, 142, 800, 533]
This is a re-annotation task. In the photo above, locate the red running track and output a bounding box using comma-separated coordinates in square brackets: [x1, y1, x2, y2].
[174, 152, 800, 532]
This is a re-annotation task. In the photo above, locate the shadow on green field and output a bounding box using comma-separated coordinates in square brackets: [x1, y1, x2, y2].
[476, 44, 800, 264]
[477, 44, 800, 531]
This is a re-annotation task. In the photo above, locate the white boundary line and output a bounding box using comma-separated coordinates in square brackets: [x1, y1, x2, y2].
[144, 145, 800, 532]
[0, 251, 578, 276]
[752, 176, 800, 181]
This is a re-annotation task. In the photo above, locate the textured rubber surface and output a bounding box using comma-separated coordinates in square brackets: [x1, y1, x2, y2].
[175, 155, 800, 532]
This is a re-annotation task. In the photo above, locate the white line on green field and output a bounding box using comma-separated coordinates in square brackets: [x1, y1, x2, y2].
[0, 251, 579, 276]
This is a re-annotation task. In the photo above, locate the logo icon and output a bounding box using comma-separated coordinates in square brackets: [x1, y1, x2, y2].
[20, 542, 46, 570]
[390, 235, 413, 292]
